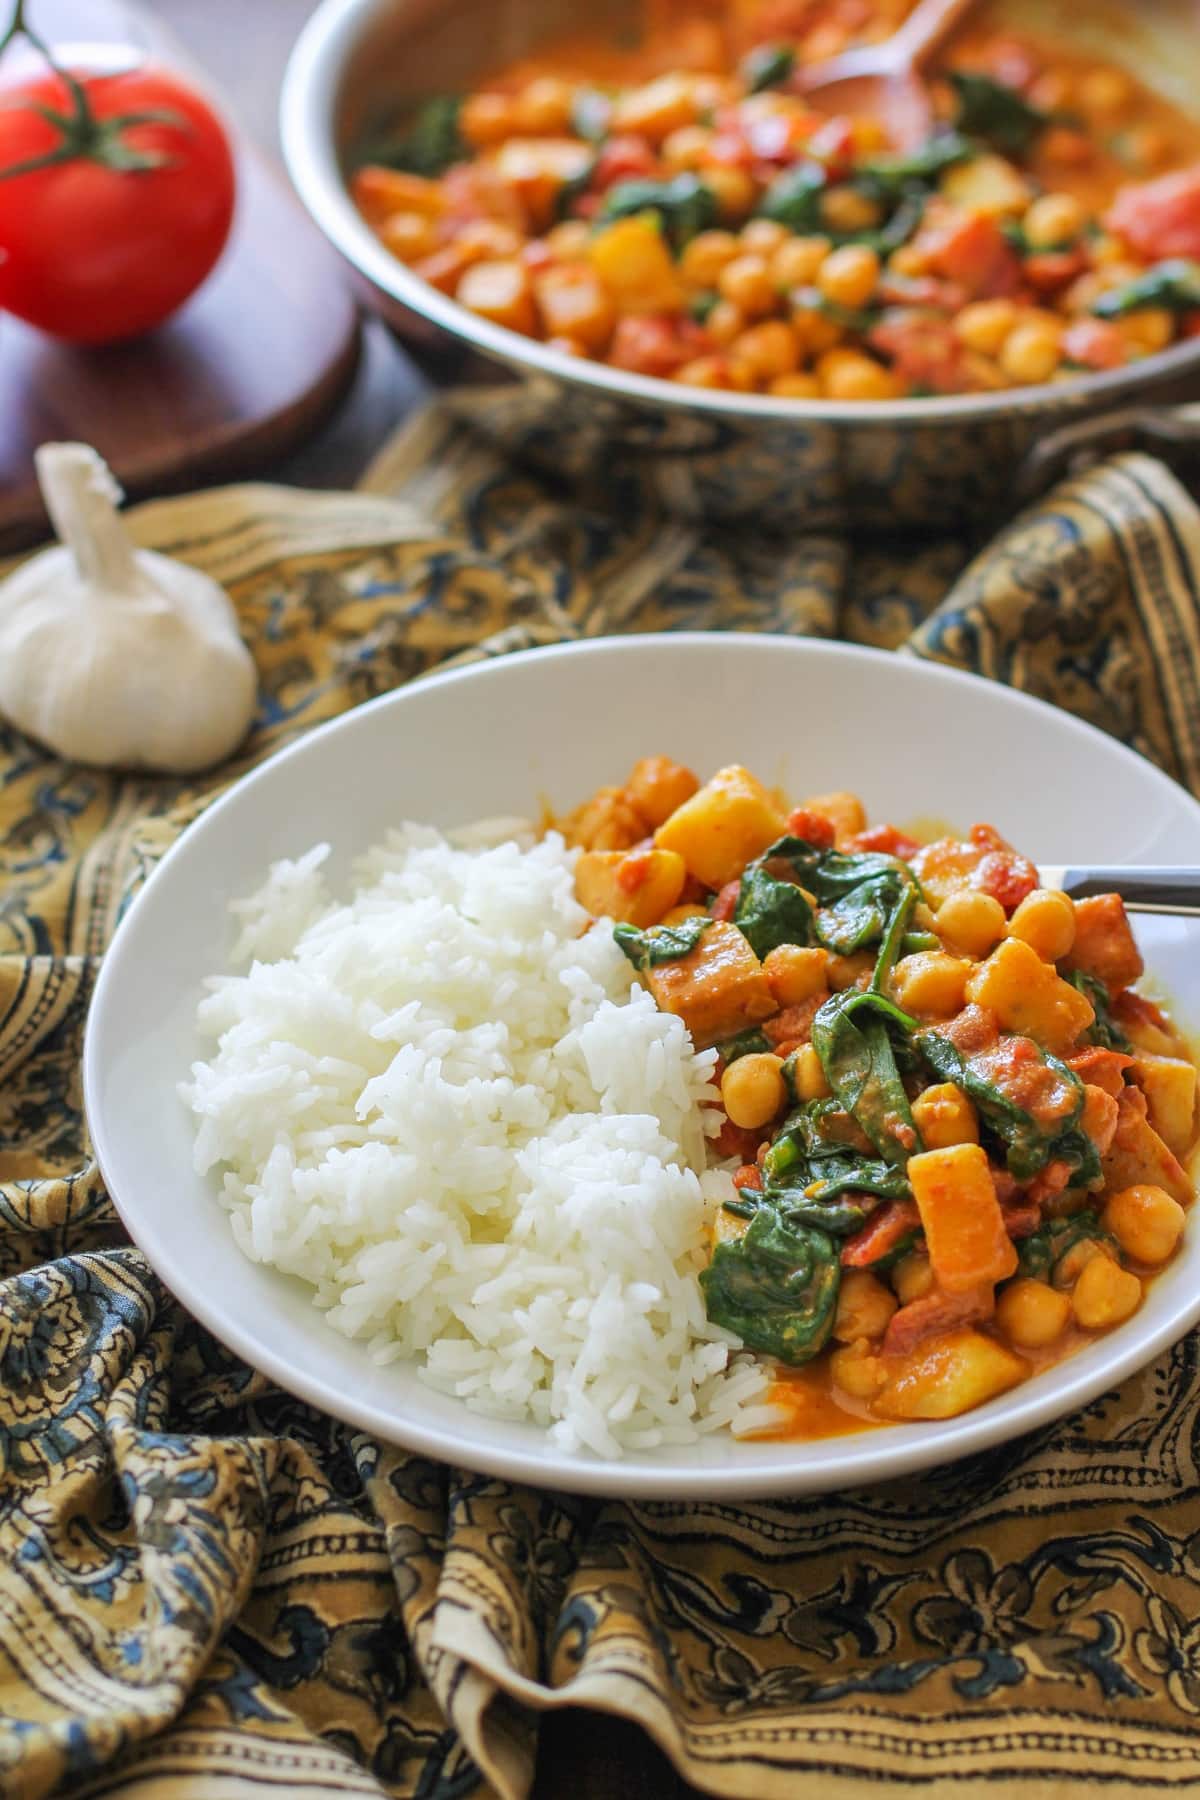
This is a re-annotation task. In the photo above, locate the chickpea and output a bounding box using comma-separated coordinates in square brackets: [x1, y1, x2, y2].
[830, 1339, 887, 1399]
[721, 1052, 787, 1129]
[792, 1042, 832, 1101]
[849, 117, 889, 155]
[626, 756, 699, 828]
[1023, 192, 1088, 250]
[888, 243, 929, 277]
[1000, 318, 1064, 385]
[705, 166, 758, 222]
[768, 372, 822, 398]
[935, 888, 1007, 958]
[718, 253, 777, 317]
[676, 355, 752, 390]
[544, 221, 591, 260]
[817, 244, 881, 311]
[380, 210, 439, 262]
[953, 299, 1018, 357]
[996, 1277, 1073, 1349]
[679, 229, 740, 290]
[513, 76, 574, 135]
[814, 348, 895, 401]
[730, 320, 799, 380]
[1115, 308, 1174, 353]
[763, 944, 829, 1007]
[1008, 888, 1076, 962]
[833, 1270, 898, 1343]
[829, 949, 876, 992]
[1053, 1237, 1112, 1290]
[661, 125, 713, 170]
[892, 1250, 934, 1306]
[771, 236, 832, 289]
[911, 1081, 979, 1148]
[890, 951, 970, 1017]
[1076, 66, 1134, 124]
[459, 91, 517, 147]
[1102, 1184, 1186, 1267]
[1071, 1255, 1142, 1330]
[790, 304, 845, 356]
[819, 186, 883, 235]
[740, 218, 790, 256]
[706, 299, 746, 346]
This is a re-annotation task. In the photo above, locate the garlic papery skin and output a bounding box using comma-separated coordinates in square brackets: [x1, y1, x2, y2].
[0, 443, 258, 774]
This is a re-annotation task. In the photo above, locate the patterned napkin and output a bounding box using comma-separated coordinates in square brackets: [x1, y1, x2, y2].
[3, 412, 1200, 1800]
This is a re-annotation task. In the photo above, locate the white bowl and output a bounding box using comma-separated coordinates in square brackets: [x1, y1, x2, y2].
[83, 635, 1200, 1498]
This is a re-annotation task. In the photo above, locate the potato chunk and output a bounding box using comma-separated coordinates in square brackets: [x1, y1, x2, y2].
[654, 765, 786, 890]
[1062, 893, 1143, 992]
[964, 936, 1094, 1053]
[874, 1327, 1028, 1420]
[575, 848, 686, 927]
[588, 215, 684, 314]
[645, 919, 776, 1047]
[1130, 1052, 1198, 1158]
[1101, 1090, 1193, 1207]
[908, 1143, 1018, 1294]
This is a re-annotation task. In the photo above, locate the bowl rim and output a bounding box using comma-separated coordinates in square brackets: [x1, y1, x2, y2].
[280, 0, 1200, 428]
[83, 633, 1200, 1499]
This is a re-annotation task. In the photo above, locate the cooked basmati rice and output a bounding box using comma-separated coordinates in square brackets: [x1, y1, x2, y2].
[181, 821, 768, 1455]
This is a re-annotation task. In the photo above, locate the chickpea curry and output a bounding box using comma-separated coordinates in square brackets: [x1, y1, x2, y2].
[561, 757, 1198, 1433]
[351, 1, 1200, 400]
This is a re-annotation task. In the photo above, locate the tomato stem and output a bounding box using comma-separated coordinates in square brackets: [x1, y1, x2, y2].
[0, 0, 188, 177]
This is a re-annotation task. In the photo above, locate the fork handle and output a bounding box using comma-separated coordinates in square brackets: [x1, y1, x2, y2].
[1055, 867, 1200, 916]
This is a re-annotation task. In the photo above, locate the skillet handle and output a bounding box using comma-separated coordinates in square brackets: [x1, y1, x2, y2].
[1013, 401, 1200, 504]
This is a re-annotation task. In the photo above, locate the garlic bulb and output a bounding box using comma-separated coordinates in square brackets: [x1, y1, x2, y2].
[0, 444, 257, 773]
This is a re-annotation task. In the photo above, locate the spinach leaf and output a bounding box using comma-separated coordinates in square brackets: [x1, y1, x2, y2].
[817, 869, 914, 957]
[1017, 1209, 1114, 1283]
[701, 1205, 840, 1365]
[757, 836, 917, 904]
[1092, 259, 1200, 318]
[760, 1098, 914, 1203]
[948, 70, 1054, 156]
[1065, 969, 1132, 1051]
[613, 915, 710, 971]
[719, 1027, 772, 1065]
[744, 1188, 881, 1236]
[741, 42, 796, 93]
[812, 991, 922, 1165]
[364, 96, 464, 177]
[598, 174, 717, 249]
[734, 865, 816, 959]
[915, 1029, 1097, 1183]
[758, 162, 827, 230]
[856, 130, 975, 197]
[902, 930, 941, 954]
[790, 286, 880, 333]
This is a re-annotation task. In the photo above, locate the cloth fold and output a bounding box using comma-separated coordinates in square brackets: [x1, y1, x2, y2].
[4, 411, 1200, 1799]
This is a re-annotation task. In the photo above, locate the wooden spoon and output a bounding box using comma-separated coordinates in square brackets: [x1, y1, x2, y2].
[792, 0, 981, 149]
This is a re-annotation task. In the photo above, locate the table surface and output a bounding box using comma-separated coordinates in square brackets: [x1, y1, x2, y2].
[135, 2, 697, 1793]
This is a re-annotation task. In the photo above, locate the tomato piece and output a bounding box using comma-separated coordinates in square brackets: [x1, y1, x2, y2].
[1061, 318, 1128, 371]
[881, 1283, 993, 1357]
[608, 314, 710, 376]
[1022, 248, 1088, 293]
[0, 58, 235, 343]
[713, 1118, 762, 1161]
[711, 879, 742, 921]
[840, 1199, 921, 1268]
[920, 212, 1022, 299]
[733, 1162, 763, 1191]
[1106, 164, 1200, 261]
[971, 850, 1037, 911]
[590, 134, 661, 192]
[785, 807, 836, 849]
[843, 823, 921, 857]
[868, 309, 971, 394]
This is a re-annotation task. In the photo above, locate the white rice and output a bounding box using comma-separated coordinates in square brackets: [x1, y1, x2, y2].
[180, 821, 768, 1456]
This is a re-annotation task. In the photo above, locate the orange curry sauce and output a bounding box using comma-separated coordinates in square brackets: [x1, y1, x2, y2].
[560, 756, 1199, 1442]
[353, 0, 1200, 399]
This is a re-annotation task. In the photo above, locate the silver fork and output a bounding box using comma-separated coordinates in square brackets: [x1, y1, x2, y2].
[1037, 867, 1200, 918]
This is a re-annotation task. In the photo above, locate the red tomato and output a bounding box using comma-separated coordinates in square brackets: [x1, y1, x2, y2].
[0, 58, 235, 343]
[1106, 164, 1200, 261]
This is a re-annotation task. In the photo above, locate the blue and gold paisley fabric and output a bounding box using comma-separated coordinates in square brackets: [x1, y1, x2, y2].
[3, 415, 1200, 1798]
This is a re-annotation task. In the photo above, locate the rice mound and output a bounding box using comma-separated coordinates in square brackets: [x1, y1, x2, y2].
[181, 823, 768, 1456]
